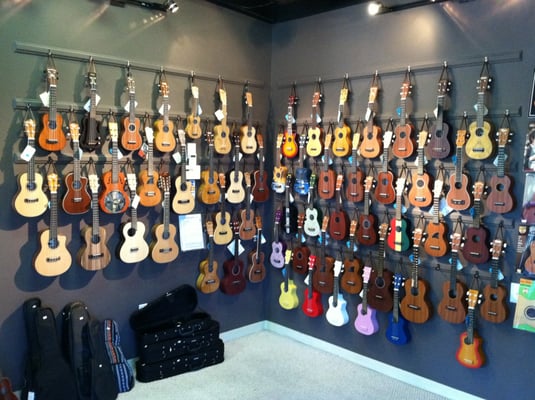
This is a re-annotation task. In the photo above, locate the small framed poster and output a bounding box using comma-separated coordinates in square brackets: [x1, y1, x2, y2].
[178, 213, 205, 251]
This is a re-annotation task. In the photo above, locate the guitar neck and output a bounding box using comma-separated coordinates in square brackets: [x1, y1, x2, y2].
[287, 106, 293, 134]
[28, 137, 36, 183]
[332, 274, 340, 307]
[395, 193, 403, 220]
[91, 191, 100, 238]
[163, 191, 170, 234]
[392, 286, 400, 322]
[450, 251, 459, 290]
[490, 258, 500, 289]
[382, 144, 390, 172]
[111, 140, 119, 184]
[466, 308, 475, 343]
[129, 91, 136, 120]
[363, 189, 370, 215]
[411, 247, 419, 288]
[147, 140, 154, 175]
[163, 95, 169, 126]
[417, 147, 425, 175]
[208, 236, 215, 272]
[455, 144, 463, 183]
[432, 194, 440, 224]
[377, 239, 386, 277]
[255, 228, 261, 263]
[49, 192, 58, 241]
[476, 92, 485, 128]
[361, 282, 369, 312]
[73, 140, 81, 184]
[49, 85, 58, 123]
[435, 95, 445, 126]
[399, 98, 407, 125]
[222, 104, 228, 127]
[181, 144, 187, 181]
[496, 146, 505, 177]
[473, 199, 482, 229]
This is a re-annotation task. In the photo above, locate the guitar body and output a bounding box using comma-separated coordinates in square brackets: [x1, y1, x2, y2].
[34, 230, 72, 276]
[196, 260, 220, 294]
[354, 304, 379, 335]
[302, 288, 323, 317]
[340, 258, 362, 294]
[213, 124, 232, 155]
[150, 224, 179, 264]
[39, 113, 67, 152]
[79, 113, 102, 152]
[198, 170, 220, 205]
[119, 221, 149, 264]
[252, 170, 269, 203]
[332, 125, 351, 158]
[368, 269, 394, 312]
[400, 279, 432, 323]
[239, 209, 256, 241]
[185, 114, 202, 140]
[427, 121, 450, 159]
[345, 170, 364, 203]
[214, 211, 232, 245]
[240, 125, 257, 154]
[62, 173, 91, 215]
[78, 226, 111, 271]
[220, 258, 246, 295]
[357, 214, 378, 246]
[446, 174, 471, 211]
[317, 169, 335, 200]
[480, 284, 508, 324]
[121, 116, 142, 151]
[172, 177, 195, 214]
[466, 120, 493, 160]
[328, 210, 348, 241]
[392, 123, 415, 159]
[99, 170, 130, 214]
[292, 245, 310, 275]
[486, 175, 513, 214]
[360, 125, 382, 159]
[227, 171, 245, 204]
[137, 169, 161, 208]
[306, 128, 323, 157]
[385, 313, 410, 345]
[387, 218, 410, 252]
[423, 223, 449, 257]
[375, 171, 396, 205]
[282, 132, 298, 158]
[279, 279, 299, 310]
[326, 294, 349, 327]
[313, 257, 335, 294]
[247, 251, 266, 283]
[462, 227, 490, 264]
[408, 172, 432, 208]
[13, 172, 48, 217]
[437, 280, 467, 324]
[456, 332, 485, 368]
[525, 243, 535, 274]
[270, 242, 286, 269]
[304, 208, 321, 237]
[153, 118, 176, 153]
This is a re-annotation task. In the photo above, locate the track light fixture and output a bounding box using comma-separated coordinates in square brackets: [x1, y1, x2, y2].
[368, 0, 448, 16]
[110, 0, 179, 14]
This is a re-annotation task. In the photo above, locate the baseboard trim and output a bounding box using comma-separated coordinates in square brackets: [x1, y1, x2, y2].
[221, 320, 483, 400]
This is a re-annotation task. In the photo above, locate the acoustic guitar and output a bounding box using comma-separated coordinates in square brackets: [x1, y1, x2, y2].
[326, 259, 350, 327]
[79, 58, 102, 152]
[196, 221, 220, 294]
[251, 132, 269, 202]
[305, 84, 323, 158]
[240, 87, 257, 154]
[427, 62, 452, 159]
[360, 72, 382, 159]
[328, 174, 348, 241]
[247, 216, 266, 283]
[485, 125, 513, 214]
[392, 68, 415, 159]
[332, 80, 351, 158]
[0, 375, 17, 400]
[272, 133, 288, 194]
[239, 172, 256, 240]
[39, 60, 67, 152]
[302, 255, 323, 317]
[220, 221, 246, 295]
[294, 132, 311, 195]
[153, 72, 176, 153]
[78, 173, 111, 271]
[368, 223, 394, 312]
[198, 132, 220, 205]
[282, 89, 298, 159]
[213, 173, 232, 246]
[317, 132, 335, 200]
[137, 117, 161, 207]
[13, 118, 48, 218]
[387, 177, 410, 252]
[313, 216, 335, 294]
[480, 238, 508, 324]
[354, 266, 379, 335]
[303, 174, 321, 237]
[279, 249, 299, 310]
[456, 289, 485, 368]
[270, 210, 285, 269]
[120, 67, 143, 151]
[292, 213, 311, 275]
[408, 124, 432, 208]
[386, 272, 410, 345]
[462, 181, 490, 264]
[345, 127, 363, 203]
[446, 118, 471, 211]
[357, 176, 378, 246]
[423, 180, 449, 257]
[34, 173, 72, 277]
[172, 130, 195, 214]
[227, 132, 245, 204]
[185, 78, 203, 140]
[375, 129, 395, 205]
[340, 219, 362, 295]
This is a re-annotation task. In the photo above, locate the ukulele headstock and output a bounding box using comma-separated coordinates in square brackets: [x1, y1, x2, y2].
[206, 220, 214, 236]
[47, 173, 59, 194]
[307, 254, 317, 271]
[24, 118, 36, 139]
[158, 172, 171, 193]
[467, 289, 481, 310]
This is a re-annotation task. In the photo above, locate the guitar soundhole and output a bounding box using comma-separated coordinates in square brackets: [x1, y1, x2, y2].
[73, 181, 81, 190]
[490, 293, 498, 301]
[455, 182, 462, 189]
[127, 228, 136, 236]
[496, 183, 504, 191]
[351, 178, 357, 184]
[323, 176, 328, 182]
[296, 252, 303, 260]
[222, 132, 227, 138]
[417, 180, 424, 188]
[308, 214, 315, 221]
[476, 127, 483, 137]
[448, 288, 458, 299]
[232, 264, 241, 276]
[436, 129, 443, 138]
[128, 123, 136, 132]
[163, 231, 170, 240]
[399, 131, 406, 139]
[410, 287, 419, 296]
[375, 276, 385, 288]
[362, 221, 370, 229]
[367, 132, 373, 140]
[163, 125, 169, 133]
[27, 182, 36, 191]
[48, 239, 59, 249]
[471, 235, 480, 243]
[381, 178, 388, 186]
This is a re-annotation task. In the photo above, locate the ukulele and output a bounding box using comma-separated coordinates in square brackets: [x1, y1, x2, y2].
[118, 172, 149, 264]
[313, 216, 335, 294]
[368, 223, 394, 312]
[13, 118, 48, 218]
[282, 89, 298, 159]
[360, 72, 382, 159]
[185, 77, 203, 140]
[227, 132, 245, 204]
[485, 124, 513, 214]
[62, 122, 91, 215]
[306, 84, 323, 158]
[302, 255, 323, 317]
[153, 72, 176, 153]
[427, 62, 452, 159]
[39, 60, 67, 152]
[340, 219, 363, 295]
[294, 132, 311, 195]
[150, 173, 180, 263]
[332, 80, 351, 158]
[354, 266, 379, 335]
[220, 222, 247, 295]
[386, 272, 410, 345]
[172, 130, 195, 214]
[456, 289, 485, 369]
[78, 173, 111, 271]
[99, 117, 129, 214]
[400, 228, 432, 323]
[317, 132, 335, 200]
[423, 180, 449, 257]
[251, 132, 269, 202]
[198, 132, 220, 205]
[270, 210, 285, 269]
[466, 59, 493, 160]
[137, 117, 161, 207]
[0, 375, 17, 400]
[213, 174, 232, 245]
[279, 249, 299, 310]
[345, 126, 364, 203]
[326, 258, 350, 326]
[462, 180, 490, 264]
[357, 176, 378, 246]
[524, 240, 535, 274]
[480, 238, 508, 324]
[213, 79, 232, 155]
[303, 174, 321, 237]
[239, 172, 256, 240]
[292, 213, 310, 275]
[392, 69, 415, 159]
[437, 230, 467, 324]
[282, 173, 297, 235]
[79, 58, 102, 152]
[375, 129, 395, 205]
[408, 122, 432, 208]
[387, 177, 410, 252]
[247, 216, 265, 283]
[328, 174, 349, 241]
[120, 67, 142, 151]
[272, 133, 288, 194]
[34, 173, 72, 277]
[240, 87, 257, 154]
[446, 118, 472, 211]
[196, 221, 220, 294]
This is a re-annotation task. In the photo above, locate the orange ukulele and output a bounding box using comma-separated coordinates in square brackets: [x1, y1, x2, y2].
[392, 68, 415, 159]
[317, 132, 335, 200]
[360, 71, 382, 159]
[213, 78, 232, 155]
[340, 218, 362, 295]
[446, 114, 471, 211]
[480, 234, 508, 324]
[137, 116, 161, 207]
[374, 128, 395, 205]
[240, 85, 257, 154]
[407, 119, 432, 208]
[282, 86, 299, 159]
[120, 66, 142, 151]
[153, 71, 176, 153]
[185, 75, 203, 140]
[456, 288, 485, 368]
[247, 216, 266, 283]
[345, 124, 363, 203]
[196, 221, 220, 294]
[426, 62, 452, 160]
[197, 131, 220, 205]
[332, 77, 351, 158]
[423, 179, 449, 257]
[306, 81, 323, 158]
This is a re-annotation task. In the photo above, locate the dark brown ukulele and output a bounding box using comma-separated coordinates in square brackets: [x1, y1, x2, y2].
[462, 180, 490, 264]
[292, 213, 311, 275]
[356, 175, 378, 246]
[375, 128, 395, 205]
[247, 216, 266, 283]
[340, 218, 363, 295]
[220, 222, 246, 296]
[368, 222, 394, 312]
[392, 68, 415, 159]
[317, 132, 335, 200]
[313, 216, 335, 295]
[328, 174, 349, 241]
[345, 125, 364, 203]
[485, 120, 513, 214]
[480, 236, 508, 324]
[427, 62, 452, 159]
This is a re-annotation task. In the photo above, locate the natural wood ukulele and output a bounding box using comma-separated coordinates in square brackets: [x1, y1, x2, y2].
[240, 86, 257, 154]
[480, 236, 508, 324]
[374, 129, 395, 205]
[227, 132, 245, 204]
[220, 222, 247, 295]
[272, 133, 288, 194]
[137, 116, 161, 207]
[292, 213, 311, 275]
[120, 67, 142, 151]
[407, 121, 432, 208]
[340, 219, 363, 295]
[196, 221, 220, 294]
[360, 72, 382, 159]
[172, 130, 195, 214]
[185, 76, 203, 140]
[328, 174, 348, 241]
[197, 132, 220, 205]
[392, 68, 415, 159]
[357, 175, 378, 246]
[369, 223, 394, 312]
[213, 173, 232, 246]
[313, 216, 335, 295]
[251, 132, 269, 202]
[446, 115, 471, 211]
[213, 78, 232, 155]
[153, 71, 176, 153]
[239, 172, 256, 241]
[462, 180, 490, 264]
[345, 126, 363, 203]
[317, 132, 335, 200]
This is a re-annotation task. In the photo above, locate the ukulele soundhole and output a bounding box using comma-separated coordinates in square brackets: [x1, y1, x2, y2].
[448, 288, 458, 299]
[417, 180, 425, 188]
[362, 221, 370, 229]
[381, 178, 388, 186]
[496, 183, 504, 191]
[375, 276, 385, 288]
[351, 178, 357, 184]
[476, 127, 483, 137]
[399, 131, 407, 139]
[435, 129, 443, 137]
[128, 123, 136, 131]
[490, 293, 498, 301]
[163, 125, 169, 133]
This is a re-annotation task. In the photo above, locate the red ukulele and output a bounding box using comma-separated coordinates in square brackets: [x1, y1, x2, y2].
[392, 68, 415, 159]
[302, 255, 323, 318]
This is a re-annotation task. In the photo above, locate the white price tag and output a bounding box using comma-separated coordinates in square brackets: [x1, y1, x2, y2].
[83, 94, 101, 112]
[39, 91, 50, 107]
[124, 100, 138, 113]
[20, 145, 36, 162]
[132, 194, 140, 209]
[172, 151, 181, 164]
[215, 109, 225, 121]
[158, 103, 171, 116]
[197, 104, 203, 115]
[227, 238, 244, 256]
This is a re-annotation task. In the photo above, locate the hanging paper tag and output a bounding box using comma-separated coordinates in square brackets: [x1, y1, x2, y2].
[131, 194, 140, 209]
[84, 94, 101, 112]
[197, 104, 203, 115]
[172, 151, 181, 164]
[74, 148, 83, 161]
[227, 238, 244, 256]
[439, 197, 452, 216]
[215, 109, 225, 121]
[158, 103, 171, 116]
[39, 91, 50, 107]
[138, 143, 148, 160]
[285, 114, 296, 124]
[124, 100, 138, 113]
[393, 202, 407, 215]
[365, 107, 372, 122]
[145, 127, 154, 142]
[493, 153, 507, 167]
[304, 273, 310, 285]
[20, 145, 36, 162]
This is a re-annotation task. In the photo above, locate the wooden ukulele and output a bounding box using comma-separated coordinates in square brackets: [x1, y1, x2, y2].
[332, 79, 351, 158]
[392, 68, 415, 159]
[80, 58, 102, 152]
[240, 87, 257, 154]
[369, 223, 394, 312]
[423, 180, 449, 257]
[78, 173, 111, 271]
[279, 249, 299, 310]
[408, 123, 432, 208]
[0, 375, 17, 400]
[341, 219, 363, 295]
[303, 174, 321, 237]
[456, 289, 485, 368]
[437, 230, 467, 324]
[345, 126, 364, 203]
[272, 133, 288, 194]
[328, 174, 349, 241]
[120, 67, 142, 151]
[306, 84, 323, 158]
[326, 259, 350, 326]
[480, 238, 508, 324]
[446, 117, 471, 211]
[198, 132, 220, 205]
[485, 124, 513, 214]
[153, 72, 176, 153]
[354, 266, 379, 335]
[150, 173, 179, 263]
[196, 221, 220, 294]
[213, 174, 232, 245]
[302, 255, 323, 317]
[220, 222, 246, 295]
[247, 216, 265, 283]
[400, 228, 432, 323]
[34, 173, 72, 277]
[313, 216, 335, 294]
[270, 210, 285, 269]
[386, 272, 410, 345]
[137, 117, 161, 207]
[375, 129, 395, 205]
[360, 72, 382, 159]
[251, 132, 269, 202]
[39, 60, 67, 152]
[466, 59, 493, 160]
[99, 117, 129, 214]
[172, 130, 195, 214]
[185, 77, 202, 140]
[357, 176, 378, 246]
[462, 180, 490, 264]
[294, 132, 311, 195]
[317, 132, 335, 200]
[292, 213, 310, 275]
[227, 132, 245, 204]
[427, 62, 452, 159]
[13, 118, 48, 217]
[387, 177, 410, 252]
[282, 88, 298, 159]
[213, 79, 232, 155]
[524, 240, 535, 274]
[239, 172, 256, 241]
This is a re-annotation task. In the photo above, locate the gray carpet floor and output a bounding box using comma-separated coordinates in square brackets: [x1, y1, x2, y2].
[119, 330, 454, 400]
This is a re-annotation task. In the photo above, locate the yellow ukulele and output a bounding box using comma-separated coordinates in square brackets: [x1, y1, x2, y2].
[213, 78, 232, 155]
[306, 82, 323, 158]
[332, 78, 351, 158]
[279, 249, 299, 310]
